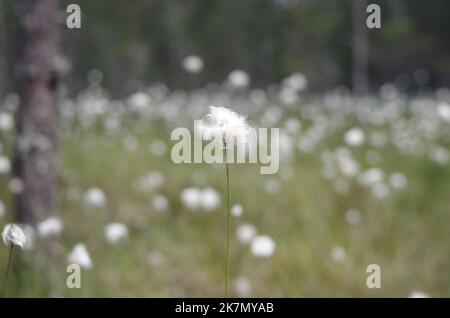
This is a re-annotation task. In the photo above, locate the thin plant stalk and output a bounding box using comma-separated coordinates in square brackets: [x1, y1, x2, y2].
[3, 245, 14, 298]
[224, 162, 231, 298]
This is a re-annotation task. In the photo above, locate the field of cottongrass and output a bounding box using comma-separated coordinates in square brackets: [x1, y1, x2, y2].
[1, 74, 450, 297]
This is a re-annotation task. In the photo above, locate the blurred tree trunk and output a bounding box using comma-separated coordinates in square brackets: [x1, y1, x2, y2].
[351, 0, 369, 95]
[14, 0, 60, 224]
[0, 0, 7, 98]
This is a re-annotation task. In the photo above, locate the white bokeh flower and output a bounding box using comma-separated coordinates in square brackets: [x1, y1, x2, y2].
[181, 187, 202, 210]
[344, 127, 365, 147]
[331, 245, 346, 263]
[68, 243, 92, 269]
[408, 291, 430, 298]
[236, 223, 257, 244]
[104, 223, 128, 244]
[231, 204, 243, 217]
[233, 276, 252, 297]
[37, 217, 64, 238]
[0, 200, 4, 218]
[84, 187, 106, 207]
[201, 187, 221, 210]
[152, 194, 169, 212]
[2, 224, 27, 249]
[196, 106, 252, 149]
[250, 235, 276, 257]
[228, 70, 250, 88]
[183, 55, 204, 74]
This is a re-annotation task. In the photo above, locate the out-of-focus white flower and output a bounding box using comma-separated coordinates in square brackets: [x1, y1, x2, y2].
[68, 243, 92, 269]
[181, 187, 202, 210]
[389, 172, 408, 189]
[2, 224, 26, 248]
[331, 245, 346, 262]
[344, 127, 365, 147]
[409, 291, 430, 298]
[196, 106, 252, 149]
[264, 178, 281, 194]
[250, 235, 276, 257]
[152, 194, 169, 212]
[233, 276, 252, 297]
[22, 225, 36, 251]
[236, 223, 257, 244]
[228, 70, 250, 89]
[37, 217, 64, 238]
[437, 102, 450, 122]
[148, 250, 166, 266]
[183, 55, 204, 74]
[180, 187, 221, 211]
[282, 72, 307, 91]
[84, 187, 106, 207]
[150, 140, 167, 157]
[358, 168, 384, 186]
[8, 178, 24, 194]
[134, 171, 165, 193]
[0, 155, 11, 174]
[372, 182, 389, 199]
[345, 209, 361, 225]
[104, 223, 128, 244]
[201, 187, 221, 210]
[0, 112, 13, 131]
[0, 200, 4, 218]
[231, 204, 243, 217]
[430, 146, 449, 165]
[128, 92, 151, 111]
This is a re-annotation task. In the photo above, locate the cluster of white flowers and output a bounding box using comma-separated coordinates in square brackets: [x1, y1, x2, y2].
[180, 187, 221, 211]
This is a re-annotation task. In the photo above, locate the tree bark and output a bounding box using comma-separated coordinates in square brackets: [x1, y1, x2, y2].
[0, 0, 7, 98]
[14, 0, 59, 224]
[351, 0, 369, 95]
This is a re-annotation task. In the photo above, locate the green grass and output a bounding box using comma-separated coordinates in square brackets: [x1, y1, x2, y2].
[0, 107, 449, 297]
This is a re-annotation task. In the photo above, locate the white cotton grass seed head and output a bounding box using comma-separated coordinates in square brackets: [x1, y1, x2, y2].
[37, 217, 64, 238]
[231, 204, 243, 218]
[201, 187, 221, 210]
[344, 127, 365, 147]
[228, 70, 250, 89]
[68, 243, 92, 269]
[233, 277, 252, 297]
[0, 200, 4, 218]
[152, 194, 169, 212]
[0, 155, 11, 174]
[409, 291, 430, 298]
[8, 178, 24, 194]
[104, 223, 128, 244]
[250, 235, 276, 257]
[196, 106, 252, 149]
[84, 187, 106, 207]
[389, 172, 408, 189]
[180, 187, 202, 210]
[22, 225, 36, 251]
[345, 209, 361, 225]
[236, 223, 257, 244]
[148, 250, 166, 266]
[331, 246, 346, 263]
[183, 55, 204, 74]
[0, 112, 14, 131]
[2, 224, 27, 248]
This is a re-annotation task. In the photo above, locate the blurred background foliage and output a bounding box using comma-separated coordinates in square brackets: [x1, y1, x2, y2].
[1, 0, 450, 97]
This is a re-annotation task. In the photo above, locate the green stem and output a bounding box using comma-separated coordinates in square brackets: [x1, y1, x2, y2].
[3, 245, 14, 298]
[225, 162, 231, 298]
